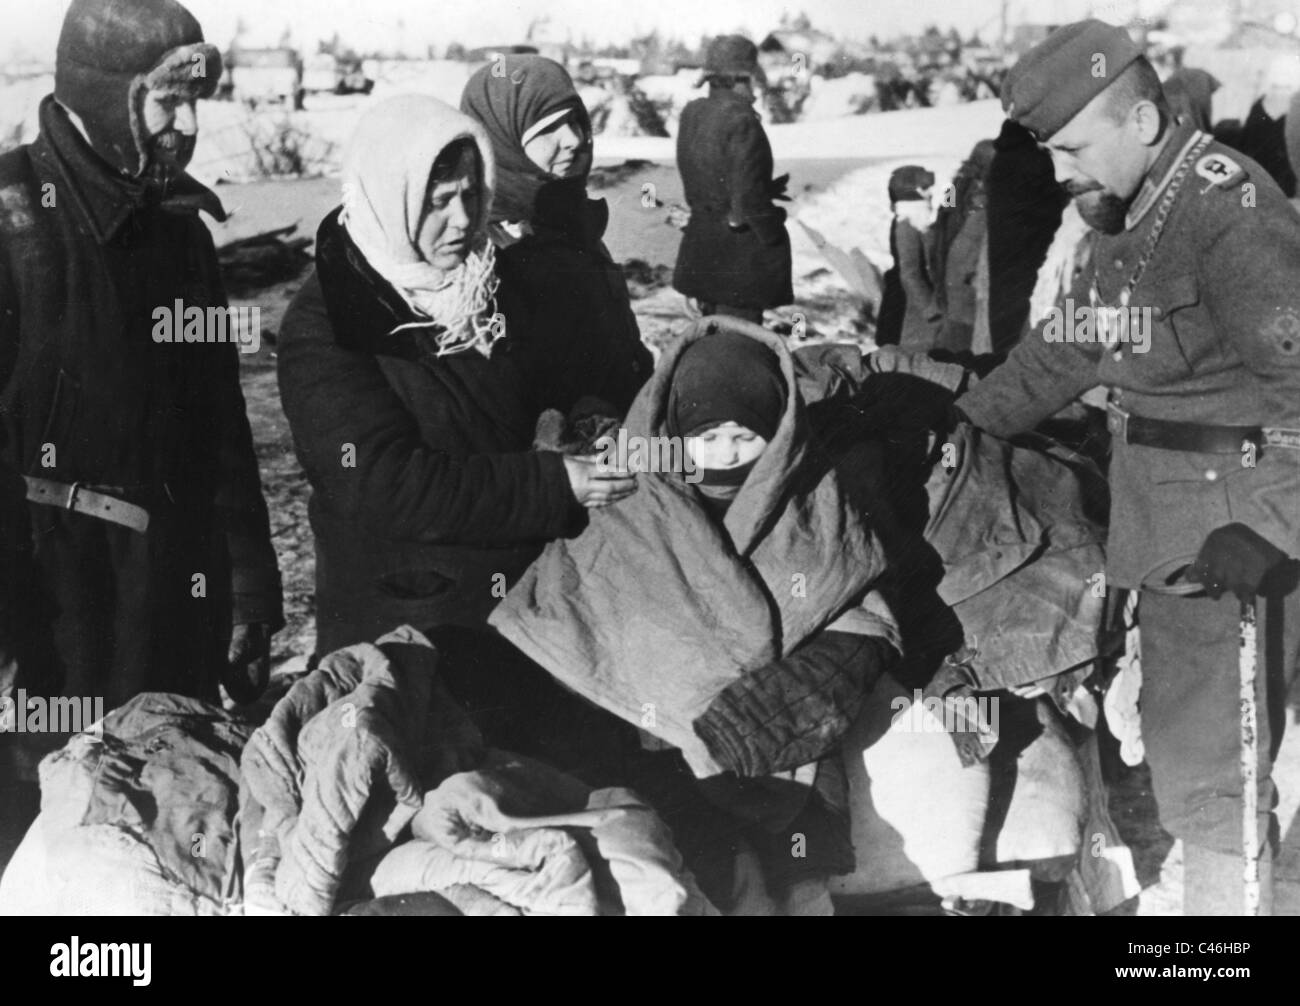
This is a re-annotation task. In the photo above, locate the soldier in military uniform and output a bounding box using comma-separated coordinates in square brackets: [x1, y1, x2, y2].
[956, 21, 1300, 914]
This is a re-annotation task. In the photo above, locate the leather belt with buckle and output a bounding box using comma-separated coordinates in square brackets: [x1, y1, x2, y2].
[1106, 402, 1299, 455]
[23, 476, 150, 533]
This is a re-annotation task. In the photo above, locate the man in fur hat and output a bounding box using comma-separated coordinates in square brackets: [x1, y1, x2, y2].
[0, 0, 282, 734]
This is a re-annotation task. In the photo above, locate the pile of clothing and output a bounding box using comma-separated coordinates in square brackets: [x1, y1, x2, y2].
[0, 627, 713, 916]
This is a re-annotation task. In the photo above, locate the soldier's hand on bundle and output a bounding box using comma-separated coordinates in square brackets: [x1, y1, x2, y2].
[223, 621, 273, 704]
[563, 454, 638, 509]
[1185, 523, 1289, 603]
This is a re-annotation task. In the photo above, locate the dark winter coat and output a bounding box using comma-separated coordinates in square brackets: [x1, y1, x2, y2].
[876, 218, 944, 351]
[493, 201, 652, 417]
[0, 97, 281, 703]
[1236, 97, 1297, 199]
[939, 200, 988, 353]
[672, 90, 793, 310]
[985, 120, 1068, 353]
[277, 210, 580, 655]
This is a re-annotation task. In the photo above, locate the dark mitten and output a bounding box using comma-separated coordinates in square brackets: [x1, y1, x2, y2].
[694, 632, 897, 777]
[1185, 523, 1289, 602]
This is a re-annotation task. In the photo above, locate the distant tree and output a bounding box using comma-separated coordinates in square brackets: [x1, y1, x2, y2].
[525, 16, 551, 43]
[445, 41, 467, 61]
[629, 30, 662, 63]
[663, 37, 692, 67]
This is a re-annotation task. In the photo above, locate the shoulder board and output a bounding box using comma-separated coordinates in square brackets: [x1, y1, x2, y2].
[1194, 151, 1248, 191]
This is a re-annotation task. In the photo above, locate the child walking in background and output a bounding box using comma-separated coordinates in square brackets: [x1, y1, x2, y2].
[876, 165, 944, 351]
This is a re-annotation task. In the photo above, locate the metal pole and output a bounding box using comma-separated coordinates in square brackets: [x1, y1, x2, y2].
[1239, 600, 1260, 916]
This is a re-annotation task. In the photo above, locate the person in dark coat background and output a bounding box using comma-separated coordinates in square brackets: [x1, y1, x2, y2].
[984, 119, 1069, 354]
[460, 54, 652, 417]
[0, 0, 282, 718]
[931, 139, 995, 354]
[673, 35, 793, 324]
[1234, 54, 1299, 199]
[277, 96, 636, 769]
[875, 166, 943, 351]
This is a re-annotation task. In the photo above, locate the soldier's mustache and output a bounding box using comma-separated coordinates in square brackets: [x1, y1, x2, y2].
[1074, 188, 1131, 235]
[148, 129, 196, 168]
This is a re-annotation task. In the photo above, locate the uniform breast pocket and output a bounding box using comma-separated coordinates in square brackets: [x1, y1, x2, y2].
[1134, 273, 1216, 378]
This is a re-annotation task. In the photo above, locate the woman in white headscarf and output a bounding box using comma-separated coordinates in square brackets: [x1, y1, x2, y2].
[277, 96, 636, 767]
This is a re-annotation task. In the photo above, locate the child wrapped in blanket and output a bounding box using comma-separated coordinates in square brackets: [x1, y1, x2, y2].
[493, 319, 904, 913]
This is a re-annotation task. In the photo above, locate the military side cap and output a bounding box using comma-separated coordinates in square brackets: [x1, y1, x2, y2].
[1003, 19, 1143, 140]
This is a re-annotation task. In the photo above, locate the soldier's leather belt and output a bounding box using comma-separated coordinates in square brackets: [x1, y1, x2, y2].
[1105, 403, 1300, 455]
[23, 476, 150, 533]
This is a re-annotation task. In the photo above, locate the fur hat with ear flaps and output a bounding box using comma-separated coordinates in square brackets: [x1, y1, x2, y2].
[54, 0, 222, 177]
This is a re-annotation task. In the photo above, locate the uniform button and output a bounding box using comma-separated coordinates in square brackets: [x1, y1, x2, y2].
[1205, 470, 1218, 481]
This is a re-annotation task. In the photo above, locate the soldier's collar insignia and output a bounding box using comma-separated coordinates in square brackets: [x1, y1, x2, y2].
[1125, 129, 1208, 230]
[1194, 152, 1246, 191]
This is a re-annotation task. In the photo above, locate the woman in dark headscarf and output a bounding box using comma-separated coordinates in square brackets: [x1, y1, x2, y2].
[461, 55, 653, 419]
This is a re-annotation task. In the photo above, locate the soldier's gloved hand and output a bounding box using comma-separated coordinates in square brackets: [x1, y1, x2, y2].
[224, 621, 274, 704]
[1185, 523, 1288, 602]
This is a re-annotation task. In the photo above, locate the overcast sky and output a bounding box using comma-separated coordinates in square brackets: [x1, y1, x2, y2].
[6, 0, 1157, 60]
